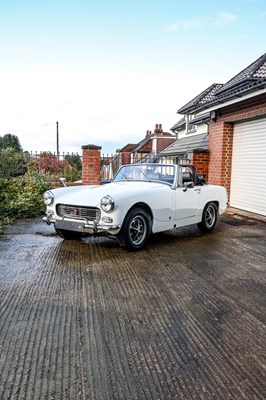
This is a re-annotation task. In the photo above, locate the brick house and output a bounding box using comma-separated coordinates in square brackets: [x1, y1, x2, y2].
[162, 53, 266, 216]
[159, 132, 210, 178]
[158, 85, 224, 179]
[117, 124, 176, 163]
[132, 123, 176, 162]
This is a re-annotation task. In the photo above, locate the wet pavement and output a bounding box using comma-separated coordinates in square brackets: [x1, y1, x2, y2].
[0, 215, 265, 400]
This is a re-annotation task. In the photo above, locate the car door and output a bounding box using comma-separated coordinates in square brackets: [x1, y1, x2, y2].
[174, 184, 202, 222]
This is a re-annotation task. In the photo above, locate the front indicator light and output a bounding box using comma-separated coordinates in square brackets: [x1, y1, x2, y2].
[102, 216, 113, 223]
[43, 191, 54, 206]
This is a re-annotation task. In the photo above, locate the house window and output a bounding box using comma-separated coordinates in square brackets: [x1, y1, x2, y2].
[187, 114, 197, 134]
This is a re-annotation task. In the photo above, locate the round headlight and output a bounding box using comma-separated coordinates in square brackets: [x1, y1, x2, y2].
[100, 195, 114, 213]
[43, 191, 54, 206]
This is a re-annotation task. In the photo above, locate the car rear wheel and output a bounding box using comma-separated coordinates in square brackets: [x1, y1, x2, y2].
[197, 202, 218, 233]
[55, 228, 82, 240]
[118, 207, 151, 251]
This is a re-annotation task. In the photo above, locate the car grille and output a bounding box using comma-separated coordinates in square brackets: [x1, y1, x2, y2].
[56, 204, 101, 221]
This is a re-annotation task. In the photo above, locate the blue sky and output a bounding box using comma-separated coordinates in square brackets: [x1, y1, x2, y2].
[1, 0, 266, 154]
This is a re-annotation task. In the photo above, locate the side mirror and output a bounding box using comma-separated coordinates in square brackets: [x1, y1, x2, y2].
[59, 177, 67, 187]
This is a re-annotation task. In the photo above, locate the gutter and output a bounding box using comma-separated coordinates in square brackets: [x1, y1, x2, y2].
[196, 86, 266, 116]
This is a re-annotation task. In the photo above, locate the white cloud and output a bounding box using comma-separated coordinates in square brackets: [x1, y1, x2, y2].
[212, 12, 237, 28]
[165, 16, 208, 31]
[165, 12, 237, 32]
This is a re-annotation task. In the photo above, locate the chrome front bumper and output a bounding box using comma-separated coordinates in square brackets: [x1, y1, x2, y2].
[42, 214, 121, 235]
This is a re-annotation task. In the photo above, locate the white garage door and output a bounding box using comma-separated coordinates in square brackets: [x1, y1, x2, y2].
[230, 117, 266, 216]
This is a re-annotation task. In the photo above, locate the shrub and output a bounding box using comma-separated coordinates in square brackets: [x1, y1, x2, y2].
[0, 148, 29, 178]
[0, 172, 50, 230]
[27, 152, 67, 175]
[27, 152, 82, 182]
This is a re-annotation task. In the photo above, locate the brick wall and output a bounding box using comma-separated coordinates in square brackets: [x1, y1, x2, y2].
[82, 144, 102, 185]
[156, 137, 176, 153]
[121, 151, 131, 165]
[208, 93, 266, 196]
[190, 150, 209, 180]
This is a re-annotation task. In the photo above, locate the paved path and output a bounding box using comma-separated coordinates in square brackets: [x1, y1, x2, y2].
[0, 216, 265, 399]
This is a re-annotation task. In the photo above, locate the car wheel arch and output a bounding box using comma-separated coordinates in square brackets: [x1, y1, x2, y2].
[200, 200, 219, 214]
[126, 202, 153, 226]
[210, 200, 219, 213]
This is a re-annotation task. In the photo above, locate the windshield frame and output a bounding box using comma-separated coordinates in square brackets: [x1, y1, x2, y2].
[113, 163, 178, 187]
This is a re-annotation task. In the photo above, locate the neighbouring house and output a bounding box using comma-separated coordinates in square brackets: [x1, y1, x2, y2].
[158, 86, 223, 177]
[162, 52, 266, 216]
[100, 124, 176, 180]
[158, 132, 209, 178]
[117, 124, 176, 163]
[117, 143, 137, 165]
[101, 143, 137, 179]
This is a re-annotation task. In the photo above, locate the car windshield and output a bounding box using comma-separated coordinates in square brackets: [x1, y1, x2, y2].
[114, 164, 176, 186]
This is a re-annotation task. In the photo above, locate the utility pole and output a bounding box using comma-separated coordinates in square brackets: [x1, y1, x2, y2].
[56, 121, 59, 159]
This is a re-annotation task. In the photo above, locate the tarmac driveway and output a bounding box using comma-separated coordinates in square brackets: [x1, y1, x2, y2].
[0, 215, 265, 400]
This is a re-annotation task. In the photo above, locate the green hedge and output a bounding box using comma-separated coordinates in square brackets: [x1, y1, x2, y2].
[0, 172, 50, 233]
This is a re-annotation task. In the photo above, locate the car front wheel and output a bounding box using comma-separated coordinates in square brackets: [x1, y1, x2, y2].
[118, 208, 151, 251]
[197, 202, 218, 233]
[55, 228, 82, 240]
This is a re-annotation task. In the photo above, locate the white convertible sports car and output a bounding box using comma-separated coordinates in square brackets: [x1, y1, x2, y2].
[43, 163, 227, 251]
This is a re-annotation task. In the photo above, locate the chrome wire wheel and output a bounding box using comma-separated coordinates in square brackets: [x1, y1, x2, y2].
[129, 215, 148, 246]
[118, 207, 151, 251]
[197, 202, 218, 233]
[204, 204, 217, 228]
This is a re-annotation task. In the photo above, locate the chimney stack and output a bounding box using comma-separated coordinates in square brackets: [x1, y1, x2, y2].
[154, 123, 163, 134]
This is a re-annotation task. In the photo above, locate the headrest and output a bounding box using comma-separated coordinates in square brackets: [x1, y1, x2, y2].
[182, 172, 193, 183]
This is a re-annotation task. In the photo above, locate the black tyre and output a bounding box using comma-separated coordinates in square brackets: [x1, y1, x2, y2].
[197, 202, 218, 233]
[118, 208, 151, 251]
[55, 228, 82, 240]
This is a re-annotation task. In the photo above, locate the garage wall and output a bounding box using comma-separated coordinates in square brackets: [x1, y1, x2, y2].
[230, 117, 266, 216]
[208, 93, 266, 196]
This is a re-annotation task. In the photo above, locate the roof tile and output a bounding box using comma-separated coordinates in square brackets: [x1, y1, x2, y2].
[160, 133, 208, 155]
[177, 53, 266, 114]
